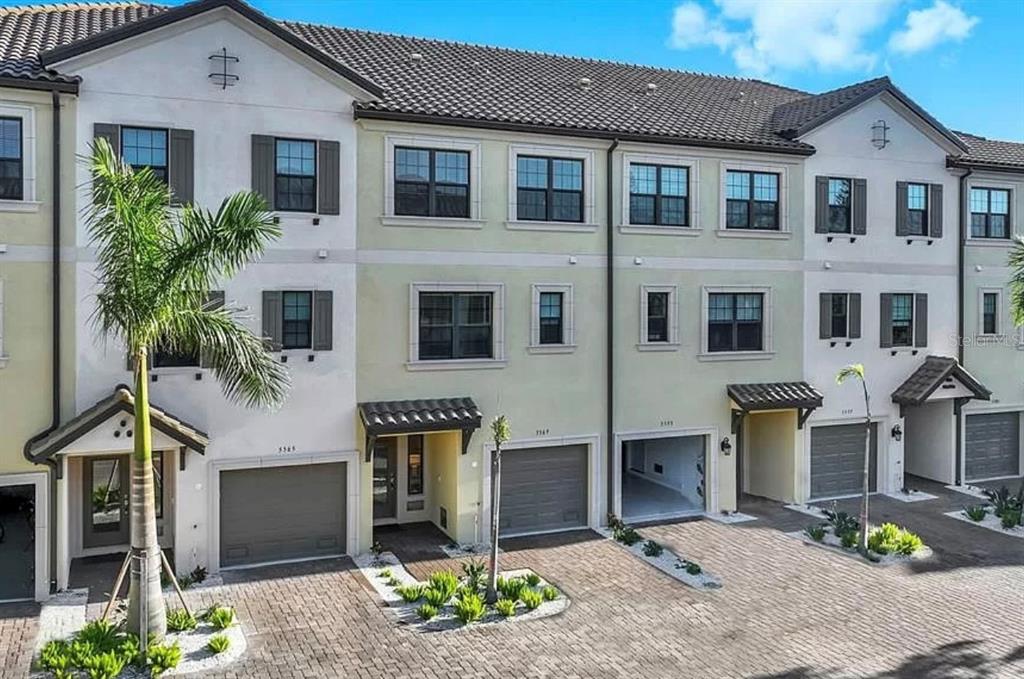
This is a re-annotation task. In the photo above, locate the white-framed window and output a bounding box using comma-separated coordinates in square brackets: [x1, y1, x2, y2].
[639, 284, 679, 350]
[508, 143, 597, 231]
[621, 152, 700, 234]
[718, 162, 789, 237]
[383, 134, 482, 228]
[0, 104, 36, 211]
[700, 285, 774, 359]
[408, 282, 506, 370]
[977, 287, 1003, 338]
[529, 284, 575, 353]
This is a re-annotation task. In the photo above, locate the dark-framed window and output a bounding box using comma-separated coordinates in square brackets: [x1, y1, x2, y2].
[0, 117, 23, 200]
[891, 293, 914, 347]
[407, 434, 424, 495]
[629, 163, 688, 226]
[516, 155, 583, 222]
[282, 291, 313, 349]
[151, 341, 199, 368]
[905, 183, 928, 236]
[830, 293, 849, 338]
[725, 171, 779, 230]
[646, 291, 670, 342]
[418, 292, 493, 360]
[539, 291, 564, 345]
[827, 178, 852, 233]
[275, 138, 316, 212]
[121, 126, 167, 182]
[970, 187, 1010, 239]
[394, 147, 470, 218]
[982, 292, 998, 335]
[708, 293, 764, 352]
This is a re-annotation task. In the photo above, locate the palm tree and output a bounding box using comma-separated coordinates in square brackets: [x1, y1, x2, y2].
[836, 364, 871, 555]
[86, 138, 288, 641]
[1009, 236, 1024, 327]
[484, 415, 511, 604]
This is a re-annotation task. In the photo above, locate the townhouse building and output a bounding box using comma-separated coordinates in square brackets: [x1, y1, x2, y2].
[0, 0, 1020, 602]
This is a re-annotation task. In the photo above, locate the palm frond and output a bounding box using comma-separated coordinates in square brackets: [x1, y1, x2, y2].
[836, 364, 865, 385]
[1009, 236, 1024, 327]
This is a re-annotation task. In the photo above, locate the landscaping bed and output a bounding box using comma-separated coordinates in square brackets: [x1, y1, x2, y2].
[354, 552, 568, 632]
[598, 516, 721, 590]
[793, 503, 931, 565]
[947, 485, 1024, 539]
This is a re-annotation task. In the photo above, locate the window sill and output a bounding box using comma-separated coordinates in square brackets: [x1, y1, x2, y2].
[697, 350, 774, 362]
[0, 200, 41, 213]
[619, 224, 701, 237]
[406, 358, 507, 371]
[966, 238, 1015, 248]
[149, 366, 202, 375]
[886, 347, 924, 356]
[902, 235, 937, 244]
[716, 229, 790, 240]
[505, 220, 599, 233]
[273, 212, 323, 223]
[381, 215, 485, 230]
[636, 342, 680, 352]
[527, 344, 577, 354]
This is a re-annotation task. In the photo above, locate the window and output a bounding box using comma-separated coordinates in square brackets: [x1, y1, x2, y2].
[151, 341, 198, 369]
[830, 294, 849, 338]
[905, 183, 928, 236]
[282, 291, 313, 349]
[891, 293, 914, 347]
[407, 435, 424, 495]
[629, 163, 688, 226]
[121, 127, 167, 182]
[708, 293, 763, 352]
[0, 117, 22, 200]
[827, 178, 851, 233]
[725, 171, 779, 230]
[646, 291, 670, 342]
[418, 292, 493, 360]
[275, 139, 316, 212]
[982, 292, 999, 335]
[538, 292, 564, 345]
[970, 188, 1010, 239]
[394, 147, 470, 218]
[516, 156, 583, 222]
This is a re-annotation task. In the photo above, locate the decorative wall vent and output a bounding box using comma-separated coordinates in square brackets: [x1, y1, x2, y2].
[209, 47, 240, 89]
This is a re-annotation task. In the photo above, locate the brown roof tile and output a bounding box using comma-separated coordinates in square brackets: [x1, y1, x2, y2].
[727, 382, 823, 412]
[891, 355, 991, 406]
[359, 397, 482, 436]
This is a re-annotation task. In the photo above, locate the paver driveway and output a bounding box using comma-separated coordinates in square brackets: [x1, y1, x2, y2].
[6, 487, 1023, 678]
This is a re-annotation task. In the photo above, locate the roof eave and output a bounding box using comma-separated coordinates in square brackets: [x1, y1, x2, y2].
[946, 157, 1024, 174]
[0, 75, 79, 94]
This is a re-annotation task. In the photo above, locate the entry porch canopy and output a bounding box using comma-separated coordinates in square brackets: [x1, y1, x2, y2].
[891, 355, 991, 415]
[358, 397, 482, 461]
[728, 381, 824, 433]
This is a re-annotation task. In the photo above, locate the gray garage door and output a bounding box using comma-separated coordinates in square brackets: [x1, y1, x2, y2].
[810, 423, 878, 500]
[499, 445, 588, 536]
[966, 412, 1020, 481]
[220, 463, 346, 568]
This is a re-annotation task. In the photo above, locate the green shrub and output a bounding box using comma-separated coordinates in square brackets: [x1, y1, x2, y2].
[984, 485, 1023, 518]
[377, 568, 392, 579]
[839, 530, 858, 550]
[39, 639, 73, 677]
[461, 559, 487, 591]
[496, 576, 526, 601]
[81, 649, 126, 679]
[805, 524, 827, 542]
[116, 634, 140, 667]
[416, 603, 438, 621]
[166, 607, 197, 632]
[208, 606, 236, 631]
[894, 531, 924, 556]
[606, 513, 625, 532]
[422, 586, 449, 607]
[395, 584, 425, 603]
[541, 585, 559, 601]
[69, 640, 98, 667]
[867, 523, 902, 555]
[76, 619, 120, 653]
[386, 576, 401, 587]
[428, 570, 459, 601]
[1001, 509, 1021, 530]
[494, 598, 516, 617]
[453, 592, 485, 624]
[684, 562, 702, 576]
[207, 634, 230, 654]
[613, 524, 642, 546]
[519, 589, 542, 611]
[189, 565, 208, 585]
[642, 540, 663, 557]
[456, 583, 479, 600]
[524, 572, 542, 588]
[145, 641, 181, 677]
[823, 505, 860, 537]
[963, 505, 988, 522]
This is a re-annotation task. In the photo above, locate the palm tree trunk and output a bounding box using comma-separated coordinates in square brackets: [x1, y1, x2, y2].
[485, 445, 501, 604]
[859, 382, 872, 554]
[126, 348, 167, 640]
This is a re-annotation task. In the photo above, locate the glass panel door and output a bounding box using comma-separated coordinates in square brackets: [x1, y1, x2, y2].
[83, 455, 130, 548]
[372, 440, 397, 520]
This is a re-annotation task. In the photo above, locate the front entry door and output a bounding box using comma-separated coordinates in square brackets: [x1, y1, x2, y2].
[372, 439, 398, 521]
[83, 455, 130, 548]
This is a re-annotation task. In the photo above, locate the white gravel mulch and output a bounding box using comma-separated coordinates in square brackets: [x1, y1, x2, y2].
[788, 529, 933, 566]
[945, 483, 990, 499]
[597, 528, 721, 590]
[703, 511, 758, 524]
[883, 489, 938, 503]
[439, 542, 501, 559]
[945, 509, 1024, 539]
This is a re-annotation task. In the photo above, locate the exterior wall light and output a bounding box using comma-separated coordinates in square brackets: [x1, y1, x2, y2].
[720, 436, 732, 455]
[891, 423, 903, 442]
[871, 119, 890, 149]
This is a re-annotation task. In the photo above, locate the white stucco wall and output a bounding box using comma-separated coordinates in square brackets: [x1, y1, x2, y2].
[905, 400, 955, 483]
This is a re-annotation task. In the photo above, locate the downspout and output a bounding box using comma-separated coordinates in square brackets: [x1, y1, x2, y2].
[954, 168, 973, 486]
[605, 139, 619, 519]
[22, 89, 63, 593]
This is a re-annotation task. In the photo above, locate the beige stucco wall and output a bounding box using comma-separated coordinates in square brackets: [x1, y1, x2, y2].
[745, 410, 799, 503]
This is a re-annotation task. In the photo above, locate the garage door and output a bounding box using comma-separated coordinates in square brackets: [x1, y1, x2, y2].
[220, 463, 346, 568]
[810, 423, 878, 500]
[499, 445, 588, 536]
[966, 412, 1020, 481]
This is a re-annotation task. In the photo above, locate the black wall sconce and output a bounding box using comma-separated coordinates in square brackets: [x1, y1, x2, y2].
[720, 437, 732, 455]
[891, 423, 903, 442]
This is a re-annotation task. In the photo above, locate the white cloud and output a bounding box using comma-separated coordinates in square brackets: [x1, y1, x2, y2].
[888, 1, 979, 55]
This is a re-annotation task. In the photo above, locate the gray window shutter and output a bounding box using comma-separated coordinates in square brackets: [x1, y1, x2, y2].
[852, 178, 867, 235]
[313, 290, 333, 351]
[914, 293, 928, 347]
[251, 135, 275, 210]
[262, 290, 283, 351]
[879, 293, 893, 348]
[814, 176, 829, 233]
[895, 181, 909, 236]
[200, 290, 225, 368]
[819, 293, 832, 339]
[848, 293, 862, 339]
[318, 140, 340, 216]
[168, 128, 194, 205]
[94, 123, 120, 157]
[928, 184, 943, 238]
